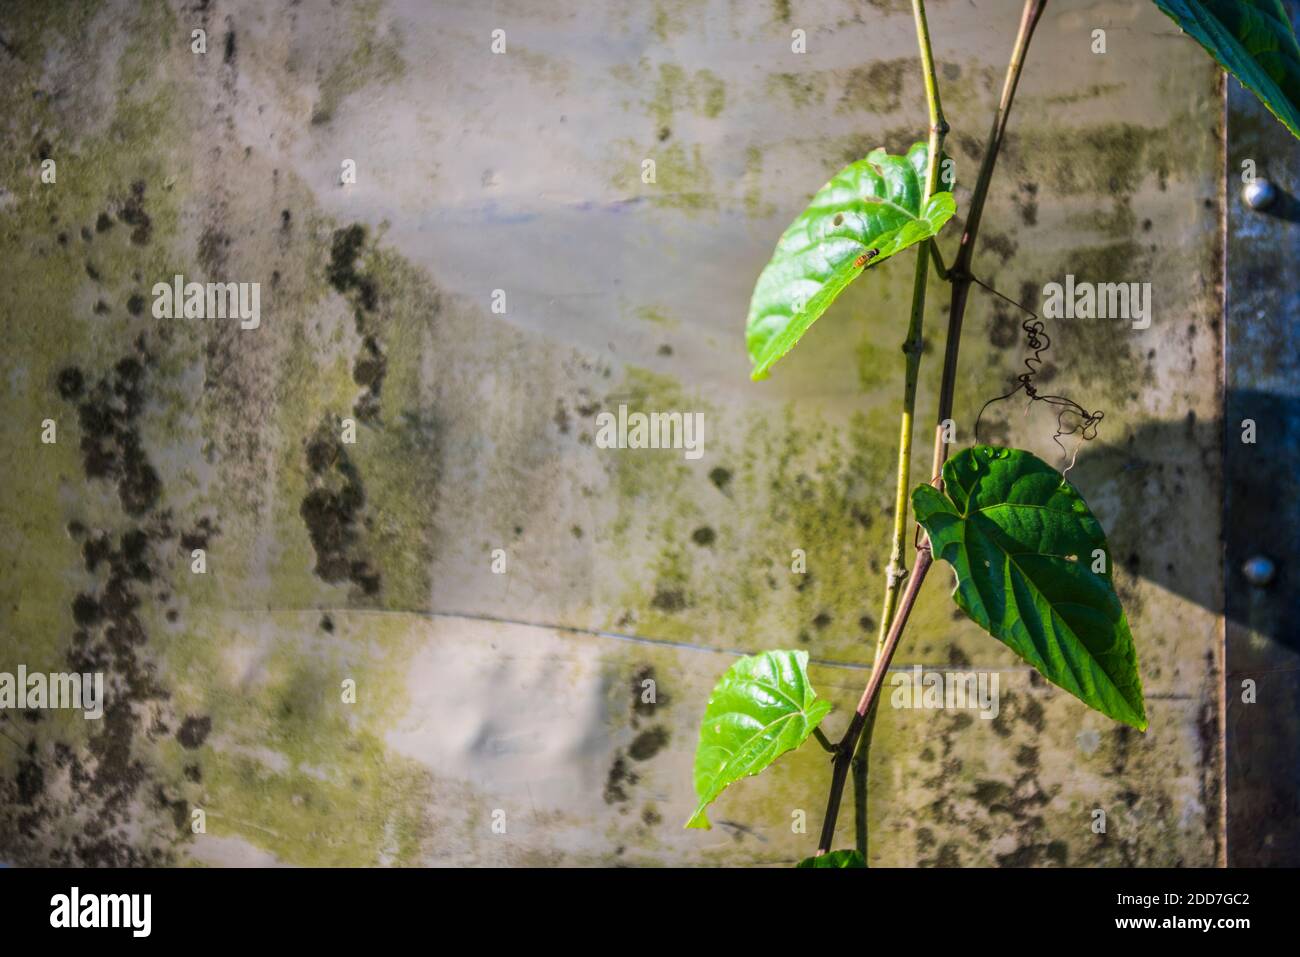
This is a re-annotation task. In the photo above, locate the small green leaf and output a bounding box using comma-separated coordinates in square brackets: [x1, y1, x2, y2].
[797, 849, 867, 868]
[687, 650, 833, 829]
[745, 142, 956, 381]
[1154, 0, 1300, 139]
[912, 446, 1147, 731]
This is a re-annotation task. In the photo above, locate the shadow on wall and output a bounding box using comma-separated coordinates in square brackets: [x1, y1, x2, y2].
[1063, 388, 1298, 650]
[1068, 415, 1221, 617]
[1223, 387, 1300, 644]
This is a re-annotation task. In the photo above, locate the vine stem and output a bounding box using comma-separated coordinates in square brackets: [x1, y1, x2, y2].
[845, 0, 947, 859]
[876, 0, 947, 645]
[817, 0, 1048, 858]
[932, 0, 1048, 482]
[817, 549, 933, 854]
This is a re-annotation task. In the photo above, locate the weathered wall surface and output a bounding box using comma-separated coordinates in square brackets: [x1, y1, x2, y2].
[0, 0, 1223, 865]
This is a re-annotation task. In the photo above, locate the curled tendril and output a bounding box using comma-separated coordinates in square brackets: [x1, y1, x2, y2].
[970, 276, 1103, 475]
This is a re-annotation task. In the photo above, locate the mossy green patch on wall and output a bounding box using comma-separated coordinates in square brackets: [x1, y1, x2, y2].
[310, 0, 406, 125]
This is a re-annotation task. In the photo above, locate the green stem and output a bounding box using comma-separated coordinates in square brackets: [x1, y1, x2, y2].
[877, 0, 947, 656]
[845, 0, 946, 859]
[928, 238, 949, 280]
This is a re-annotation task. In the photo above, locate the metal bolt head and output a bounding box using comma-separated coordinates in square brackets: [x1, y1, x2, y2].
[1243, 555, 1275, 587]
[1243, 178, 1278, 211]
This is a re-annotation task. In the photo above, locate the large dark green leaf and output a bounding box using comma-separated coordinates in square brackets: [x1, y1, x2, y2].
[686, 650, 833, 829]
[1154, 0, 1300, 138]
[797, 849, 867, 868]
[745, 143, 955, 381]
[912, 446, 1147, 730]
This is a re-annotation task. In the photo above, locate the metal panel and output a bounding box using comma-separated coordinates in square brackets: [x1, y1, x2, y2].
[1223, 0, 1300, 867]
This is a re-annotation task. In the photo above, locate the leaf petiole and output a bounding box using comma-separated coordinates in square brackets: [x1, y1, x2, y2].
[812, 726, 837, 755]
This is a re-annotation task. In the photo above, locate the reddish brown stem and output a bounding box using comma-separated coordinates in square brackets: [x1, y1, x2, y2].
[817, 0, 1049, 857]
[816, 549, 932, 854]
[932, 0, 1048, 482]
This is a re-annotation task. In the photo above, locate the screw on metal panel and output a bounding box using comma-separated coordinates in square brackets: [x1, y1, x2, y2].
[1242, 555, 1275, 587]
[1243, 178, 1278, 211]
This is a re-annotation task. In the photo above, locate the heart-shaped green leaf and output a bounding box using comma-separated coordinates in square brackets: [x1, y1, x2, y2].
[687, 650, 833, 829]
[797, 849, 867, 868]
[745, 142, 956, 381]
[912, 446, 1147, 731]
[1154, 0, 1300, 139]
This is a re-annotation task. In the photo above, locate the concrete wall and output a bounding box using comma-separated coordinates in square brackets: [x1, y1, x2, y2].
[0, 0, 1224, 865]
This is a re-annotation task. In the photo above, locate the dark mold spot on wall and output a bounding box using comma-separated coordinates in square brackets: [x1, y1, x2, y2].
[300, 419, 382, 596]
[176, 715, 213, 749]
[63, 343, 161, 516]
[650, 585, 687, 613]
[603, 755, 637, 804]
[352, 335, 387, 424]
[326, 224, 389, 422]
[1, 333, 222, 864]
[327, 224, 377, 310]
[118, 180, 152, 246]
[631, 665, 665, 722]
[980, 231, 1018, 265]
[628, 726, 670, 761]
[1014, 181, 1039, 227]
[841, 60, 908, 114]
[56, 367, 84, 400]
